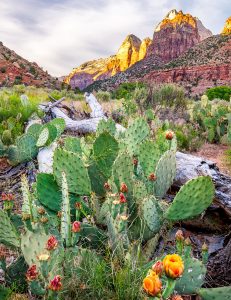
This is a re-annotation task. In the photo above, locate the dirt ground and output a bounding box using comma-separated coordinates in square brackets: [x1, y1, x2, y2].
[191, 143, 231, 176]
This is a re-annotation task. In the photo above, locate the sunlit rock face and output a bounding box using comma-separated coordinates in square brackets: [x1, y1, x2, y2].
[222, 16, 231, 35]
[196, 18, 213, 41]
[64, 34, 152, 89]
[147, 9, 201, 62]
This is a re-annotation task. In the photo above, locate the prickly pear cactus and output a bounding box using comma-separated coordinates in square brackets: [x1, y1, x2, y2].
[166, 176, 215, 221]
[37, 173, 62, 211]
[123, 117, 150, 155]
[53, 148, 91, 195]
[93, 132, 119, 178]
[27, 123, 43, 139]
[49, 118, 66, 136]
[63, 136, 82, 154]
[198, 286, 231, 300]
[0, 139, 6, 157]
[0, 210, 20, 248]
[21, 174, 37, 221]
[138, 140, 161, 177]
[175, 257, 206, 294]
[153, 150, 176, 198]
[21, 225, 49, 266]
[60, 172, 71, 247]
[2, 129, 12, 145]
[96, 118, 116, 136]
[39, 124, 58, 147]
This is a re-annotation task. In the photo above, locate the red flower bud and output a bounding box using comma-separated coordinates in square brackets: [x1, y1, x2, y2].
[175, 230, 184, 241]
[26, 265, 39, 281]
[119, 193, 127, 203]
[72, 221, 81, 233]
[48, 275, 62, 291]
[75, 202, 82, 210]
[46, 236, 58, 251]
[165, 130, 174, 140]
[133, 158, 138, 166]
[151, 261, 164, 276]
[148, 173, 157, 181]
[120, 183, 128, 193]
[104, 182, 111, 190]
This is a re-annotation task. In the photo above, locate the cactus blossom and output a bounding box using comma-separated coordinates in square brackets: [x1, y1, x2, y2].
[1, 193, 14, 201]
[152, 260, 164, 276]
[48, 275, 62, 291]
[26, 265, 38, 281]
[165, 130, 174, 140]
[46, 236, 58, 251]
[175, 230, 184, 241]
[143, 271, 162, 297]
[37, 253, 50, 261]
[119, 193, 127, 203]
[202, 242, 208, 251]
[148, 173, 157, 181]
[163, 254, 184, 279]
[120, 183, 128, 193]
[72, 221, 81, 233]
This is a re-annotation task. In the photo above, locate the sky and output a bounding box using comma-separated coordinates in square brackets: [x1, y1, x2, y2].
[0, 0, 230, 77]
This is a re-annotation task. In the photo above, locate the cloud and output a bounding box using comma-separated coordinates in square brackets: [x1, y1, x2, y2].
[0, 0, 229, 76]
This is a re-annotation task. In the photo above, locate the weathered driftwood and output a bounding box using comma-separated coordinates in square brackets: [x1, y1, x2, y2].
[40, 93, 125, 134]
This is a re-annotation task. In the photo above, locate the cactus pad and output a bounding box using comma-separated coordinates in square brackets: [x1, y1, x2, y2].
[64, 136, 82, 154]
[124, 117, 150, 155]
[166, 176, 215, 221]
[97, 118, 116, 136]
[53, 148, 91, 195]
[27, 123, 42, 139]
[0, 210, 20, 248]
[154, 150, 176, 198]
[138, 140, 161, 177]
[198, 286, 231, 300]
[93, 132, 119, 178]
[21, 226, 50, 266]
[175, 257, 206, 294]
[49, 118, 66, 136]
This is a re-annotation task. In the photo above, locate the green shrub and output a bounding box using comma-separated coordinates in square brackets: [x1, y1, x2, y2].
[96, 90, 111, 102]
[149, 84, 188, 110]
[111, 82, 146, 100]
[206, 86, 231, 101]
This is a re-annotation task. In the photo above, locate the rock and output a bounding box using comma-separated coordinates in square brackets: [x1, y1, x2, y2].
[196, 17, 213, 41]
[222, 16, 231, 35]
[64, 34, 152, 90]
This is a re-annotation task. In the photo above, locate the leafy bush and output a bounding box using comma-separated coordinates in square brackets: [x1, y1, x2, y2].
[96, 90, 111, 102]
[111, 82, 146, 100]
[206, 86, 231, 101]
[149, 84, 188, 110]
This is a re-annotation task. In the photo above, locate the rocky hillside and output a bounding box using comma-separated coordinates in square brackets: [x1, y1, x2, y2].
[64, 35, 152, 90]
[86, 34, 231, 95]
[222, 16, 231, 35]
[65, 9, 211, 90]
[0, 42, 59, 88]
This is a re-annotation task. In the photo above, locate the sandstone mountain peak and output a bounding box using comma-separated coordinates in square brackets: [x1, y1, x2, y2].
[64, 34, 151, 89]
[222, 16, 231, 35]
[195, 18, 213, 41]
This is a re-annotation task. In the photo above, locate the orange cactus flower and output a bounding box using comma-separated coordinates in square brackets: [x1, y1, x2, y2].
[152, 260, 164, 276]
[72, 221, 81, 233]
[171, 295, 184, 300]
[163, 254, 184, 279]
[48, 275, 62, 291]
[143, 272, 162, 297]
[26, 265, 39, 281]
[46, 236, 58, 251]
